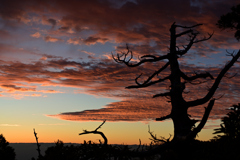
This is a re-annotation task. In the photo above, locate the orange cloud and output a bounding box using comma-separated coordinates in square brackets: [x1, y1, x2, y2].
[67, 38, 82, 45]
[83, 36, 108, 45]
[48, 98, 171, 121]
[31, 32, 41, 38]
[39, 90, 63, 93]
[1, 85, 36, 92]
[44, 36, 62, 42]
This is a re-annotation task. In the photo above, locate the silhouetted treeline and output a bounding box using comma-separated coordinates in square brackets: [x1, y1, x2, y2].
[29, 138, 240, 160]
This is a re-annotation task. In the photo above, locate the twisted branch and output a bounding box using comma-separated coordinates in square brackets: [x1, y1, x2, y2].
[181, 71, 214, 82]
[112, 45, 169, 67]
[79, 120, 108, 145]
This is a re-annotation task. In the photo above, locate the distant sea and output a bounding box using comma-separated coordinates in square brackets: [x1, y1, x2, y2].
[9, 143, 78, 160]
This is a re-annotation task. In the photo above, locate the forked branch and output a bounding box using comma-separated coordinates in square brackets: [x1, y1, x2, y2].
[126, 61, 170, 88]
[193, 32, 214, 43]
[79, 120, 108, 145]
[178, 31, 213, 56]
[148, 125, 171, 143]
[112, 45, 169, 67]
[126, 75, 170, 89]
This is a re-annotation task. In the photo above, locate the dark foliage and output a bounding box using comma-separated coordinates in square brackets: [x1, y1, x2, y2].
[30, 138, 240, 160]
[0, 134, 16, 160]
[213, 103, 240, 140]
[217, 4, 240, 40]
[32, 140, 160, 160]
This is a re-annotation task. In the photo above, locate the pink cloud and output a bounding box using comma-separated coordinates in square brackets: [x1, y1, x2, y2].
[0, 84, 36, 92]
[67, 38, 82, 45]
[31, 32, 41, 38]
[44, 36, 62, 42]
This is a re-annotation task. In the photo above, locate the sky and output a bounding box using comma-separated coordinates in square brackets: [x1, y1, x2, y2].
[0, 0, 240, 145]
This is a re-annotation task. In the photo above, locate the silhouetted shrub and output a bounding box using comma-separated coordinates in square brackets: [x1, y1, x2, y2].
[0, 134, 16, 160]
[43, 140, 81, 160]
[213, 103, 240, 140]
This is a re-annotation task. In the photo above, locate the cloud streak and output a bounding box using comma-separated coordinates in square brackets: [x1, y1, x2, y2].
[0, 124, 20, 127]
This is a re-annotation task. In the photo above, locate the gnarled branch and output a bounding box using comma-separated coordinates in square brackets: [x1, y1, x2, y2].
[79, 120, 108, 145]
[153, 92, 171, 98]
[126, 76, 170, 89]
[127, 61, 170, 88]
[181, 71, 214, 82]
[177, 33, 197, 56]
[112, 45, 169, 67]
[176, 29, 213, 56]
[148, 125, 172, 143]
[193, 32, 214, 43]
[187, 50, 240, 107]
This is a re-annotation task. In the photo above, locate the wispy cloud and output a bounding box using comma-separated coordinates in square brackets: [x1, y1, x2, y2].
[38, 123, 67, 126]
[31, 32, 41, 38]
[44, 36, 63, 42]
[0, 124, 20, 127]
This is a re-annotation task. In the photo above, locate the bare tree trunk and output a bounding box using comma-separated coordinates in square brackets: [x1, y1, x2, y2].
[171, 108, 192, 141]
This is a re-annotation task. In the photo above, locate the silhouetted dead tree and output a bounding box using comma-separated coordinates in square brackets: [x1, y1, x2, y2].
[79, 120, 108, 145]
[113, 22, 240, 142]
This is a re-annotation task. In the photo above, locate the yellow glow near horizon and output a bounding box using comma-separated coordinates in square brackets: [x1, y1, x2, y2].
[1, 120, 218, 144]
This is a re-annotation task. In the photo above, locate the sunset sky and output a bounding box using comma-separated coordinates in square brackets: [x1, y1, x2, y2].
[0, 0, 240, 145]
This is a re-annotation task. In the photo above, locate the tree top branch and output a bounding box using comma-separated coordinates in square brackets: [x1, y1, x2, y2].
[112, 45, 169, 67]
